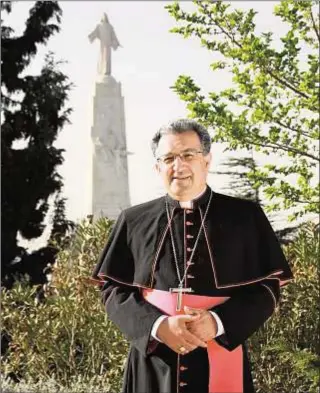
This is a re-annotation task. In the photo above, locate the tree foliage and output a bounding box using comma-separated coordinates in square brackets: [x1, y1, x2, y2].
[166, 0, 319, 219]
[1, 1, 74, 287]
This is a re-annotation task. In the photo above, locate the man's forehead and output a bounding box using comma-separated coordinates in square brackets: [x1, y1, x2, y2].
[156, 131, 201, 155]
[159, 147, 200, 157]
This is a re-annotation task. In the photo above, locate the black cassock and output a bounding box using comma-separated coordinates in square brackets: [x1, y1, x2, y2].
[92, 186, 293, 393]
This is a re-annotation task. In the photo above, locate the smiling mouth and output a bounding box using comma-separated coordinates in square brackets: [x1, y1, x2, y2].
[172, 176, 191, 181]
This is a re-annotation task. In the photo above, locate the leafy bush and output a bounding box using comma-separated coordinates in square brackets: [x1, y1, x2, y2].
[248, 222, 320, 393]
[1, 218, 129, 393]
[1, 220, 319, 393]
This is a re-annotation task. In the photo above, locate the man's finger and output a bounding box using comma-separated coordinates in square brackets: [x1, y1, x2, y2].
[183, 329, 207, 348]
[187, 325, 204, 338]
[178, 313, 201, 322]
[188, 326, 209, 342]
[175, 337, 197, 353]
[187, 319, 208, 333]
[184, 306, 204, 315]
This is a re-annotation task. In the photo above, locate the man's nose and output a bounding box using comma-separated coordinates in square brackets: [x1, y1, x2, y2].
[172, 155, 184, 170]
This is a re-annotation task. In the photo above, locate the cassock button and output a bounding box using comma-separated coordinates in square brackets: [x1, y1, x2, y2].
[186, 261, 194, 266]
[187, 274, 195, 279]
[186, 234, 194, 239]
[179, 382, 187, 387]
[180, 366, 188, 371]
[187, 247, 193, 252]
[186, 209, 193, 214]
[186, 221, 194, 226]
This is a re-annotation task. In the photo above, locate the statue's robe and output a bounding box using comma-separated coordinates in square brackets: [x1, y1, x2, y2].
[92, 186, 293, 393]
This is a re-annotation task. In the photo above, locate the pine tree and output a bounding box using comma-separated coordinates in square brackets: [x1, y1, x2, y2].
[212, 152, 263, 203]
[212, 152, 299, 243]
[1, 1, 73, 287]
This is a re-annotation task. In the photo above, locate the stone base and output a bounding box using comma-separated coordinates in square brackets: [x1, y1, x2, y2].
[91, 75, 130, 221]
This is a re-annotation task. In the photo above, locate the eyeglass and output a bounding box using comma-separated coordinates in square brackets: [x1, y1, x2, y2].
[156, 150, 204, 165]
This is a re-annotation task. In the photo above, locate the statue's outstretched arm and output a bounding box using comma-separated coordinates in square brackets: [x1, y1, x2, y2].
[111, 26, 121, 49]
[88, 26, 99, 43]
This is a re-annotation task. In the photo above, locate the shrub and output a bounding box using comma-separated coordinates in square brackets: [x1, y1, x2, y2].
[1, 218, 129, 393]
[248, 222, 320, 393]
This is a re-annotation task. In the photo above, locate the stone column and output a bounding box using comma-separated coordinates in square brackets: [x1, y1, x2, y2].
[91, 75, 130, 220]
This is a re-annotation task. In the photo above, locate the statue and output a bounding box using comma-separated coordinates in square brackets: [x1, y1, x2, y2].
[88, 13, 121, 76]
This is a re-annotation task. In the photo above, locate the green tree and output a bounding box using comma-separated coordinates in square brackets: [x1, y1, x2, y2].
[1, 1, 73, 288]
[166, 0, 319, 219]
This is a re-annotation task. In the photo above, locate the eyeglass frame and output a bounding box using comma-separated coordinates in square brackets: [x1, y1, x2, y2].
[156, 149, 205, 166]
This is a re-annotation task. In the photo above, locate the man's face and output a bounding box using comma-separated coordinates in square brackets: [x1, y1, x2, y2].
[155, 130, 211, 201]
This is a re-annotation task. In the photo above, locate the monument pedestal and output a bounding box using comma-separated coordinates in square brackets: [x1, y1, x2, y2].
[91, 75, 130, 220]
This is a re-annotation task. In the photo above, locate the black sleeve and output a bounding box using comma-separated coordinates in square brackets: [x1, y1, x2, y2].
[212, 202, 293, 351]
[92, 211, 135, 283]
[213, 279, 280, 351]
[92, 211, 163, 357]
[251, 203, 293, 284]
[101, 280, 163, 357]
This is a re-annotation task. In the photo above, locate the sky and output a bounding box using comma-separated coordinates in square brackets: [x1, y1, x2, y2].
[5, 0, 299, 238]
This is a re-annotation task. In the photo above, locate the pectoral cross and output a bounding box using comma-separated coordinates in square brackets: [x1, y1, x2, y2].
[170, 285, 194, 311]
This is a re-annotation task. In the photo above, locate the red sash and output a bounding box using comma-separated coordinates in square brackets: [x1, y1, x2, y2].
[142, 288, 243, 393]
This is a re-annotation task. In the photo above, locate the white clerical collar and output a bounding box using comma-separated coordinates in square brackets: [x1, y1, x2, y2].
[179, 188, 207, 209]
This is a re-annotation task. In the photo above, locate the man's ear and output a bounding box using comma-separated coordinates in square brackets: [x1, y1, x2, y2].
[155, 162, 161, 174]
[205, 152, 212, 168]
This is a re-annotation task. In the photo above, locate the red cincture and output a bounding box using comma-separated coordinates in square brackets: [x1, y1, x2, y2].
[143, 289, 244, 393]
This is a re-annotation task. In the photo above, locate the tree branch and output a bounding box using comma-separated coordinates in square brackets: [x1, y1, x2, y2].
[238, 96, 314, 140]
[310, 9, 320, 43]
[266, 69, 310, 99]
[1, 91, 21, 107]
[273, 120, 313, 140]
[244, 139, 319, 161]
[199, 3, 242, 49]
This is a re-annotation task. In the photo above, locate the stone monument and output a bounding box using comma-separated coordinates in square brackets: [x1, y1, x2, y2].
[89, 13, 130, 220]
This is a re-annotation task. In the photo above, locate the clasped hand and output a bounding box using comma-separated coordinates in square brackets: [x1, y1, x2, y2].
[156, 306, 217, 355]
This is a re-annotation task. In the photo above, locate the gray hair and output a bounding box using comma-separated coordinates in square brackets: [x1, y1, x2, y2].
[151, 118, 212, 157]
